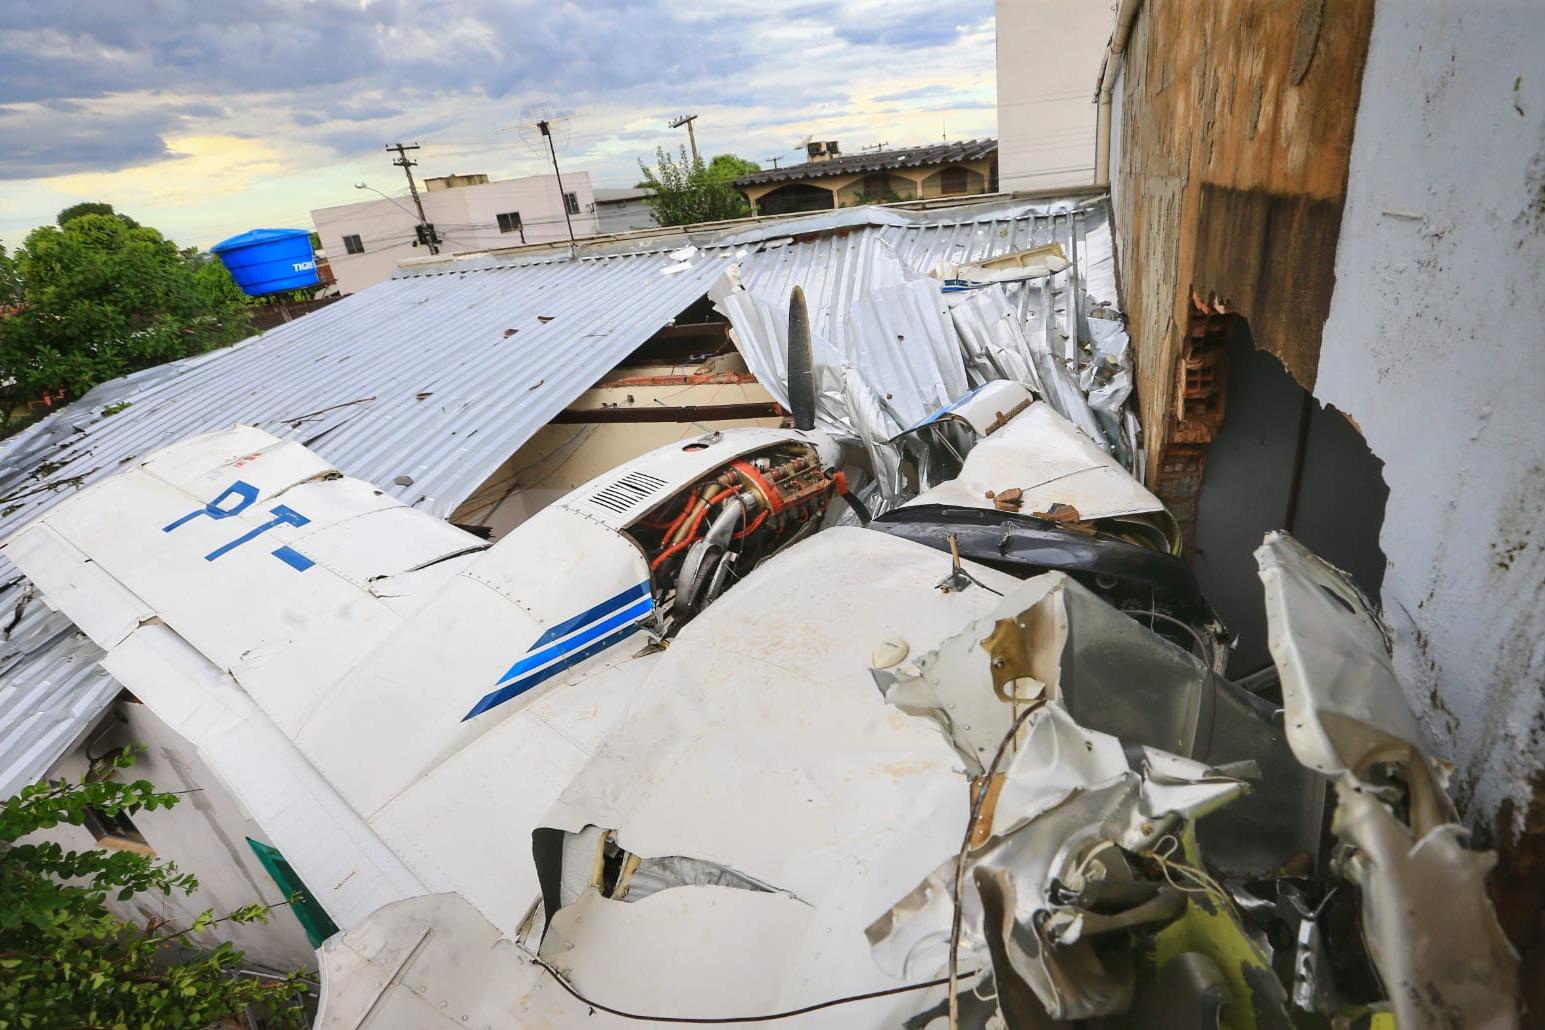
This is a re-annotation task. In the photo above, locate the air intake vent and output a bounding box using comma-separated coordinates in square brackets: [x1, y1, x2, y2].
[588, 471, 669, 514]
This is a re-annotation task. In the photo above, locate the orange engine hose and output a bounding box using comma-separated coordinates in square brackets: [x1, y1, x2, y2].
[659, 493, 698, 541]
[732, 509, 768, 541]
[650, 488, 734, 571]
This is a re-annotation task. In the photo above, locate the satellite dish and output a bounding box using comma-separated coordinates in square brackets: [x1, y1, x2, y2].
[518, 102, 571, 155]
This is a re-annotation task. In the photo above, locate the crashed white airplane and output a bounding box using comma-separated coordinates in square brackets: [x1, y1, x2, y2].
[3, 293, 1518, 1027]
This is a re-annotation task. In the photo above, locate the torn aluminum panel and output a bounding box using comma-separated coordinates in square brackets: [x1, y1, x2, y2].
[714, 198, 1142, 491]
[1257, 531, 1519, 1027]
[937, 241, 1072, 286]
[871, 691, 1254, 1025]
[899, 400, 1175, 546]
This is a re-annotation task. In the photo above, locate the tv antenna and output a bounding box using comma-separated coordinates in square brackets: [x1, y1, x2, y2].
[517, 103, 577, 250]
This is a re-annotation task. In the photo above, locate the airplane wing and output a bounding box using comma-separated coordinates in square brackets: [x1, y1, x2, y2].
[4, 425, 662, 934]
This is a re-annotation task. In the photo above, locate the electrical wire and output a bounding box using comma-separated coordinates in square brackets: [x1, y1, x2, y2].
[948, 696, 1048, 1028]
[527, 953, 969, 1023]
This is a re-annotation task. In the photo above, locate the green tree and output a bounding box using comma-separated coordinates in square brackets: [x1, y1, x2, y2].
[0, 213, 252, 432]
[0, 752, 309, 1026]
[57, 202, 138, 229]
[637, 148, 761, 227]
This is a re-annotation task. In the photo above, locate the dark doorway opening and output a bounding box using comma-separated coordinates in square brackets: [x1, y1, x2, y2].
[1191, 320, 1389, 676]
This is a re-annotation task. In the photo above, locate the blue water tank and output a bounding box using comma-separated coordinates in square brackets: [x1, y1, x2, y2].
[210, 228, 320, 297]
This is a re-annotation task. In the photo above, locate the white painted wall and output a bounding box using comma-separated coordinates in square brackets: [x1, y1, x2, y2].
[1317, 1, 1545, 824]
[994, 0, 1109, 191]
[312, 173, 599, 295]
[33, 702, 320, 972]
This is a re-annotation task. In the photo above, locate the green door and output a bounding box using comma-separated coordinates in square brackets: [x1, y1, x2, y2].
[245, 837, 340, 947]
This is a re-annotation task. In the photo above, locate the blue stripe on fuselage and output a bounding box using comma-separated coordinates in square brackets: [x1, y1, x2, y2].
[493, 595, 653, 687]
[462, 617, 650, 721]
[532, 581, 651, 648]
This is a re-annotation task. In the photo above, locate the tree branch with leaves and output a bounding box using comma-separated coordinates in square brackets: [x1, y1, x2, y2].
[0, 751, 310, 1028]
[636, 148, 760, 227]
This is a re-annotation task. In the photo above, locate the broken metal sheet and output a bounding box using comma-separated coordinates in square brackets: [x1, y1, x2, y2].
[0, 195, 1132, 778]
[315, 893, 538, 1028]
[1256, 532, 1425, 778]
[901, 401, 1168, 525]
[867, 700, 1250, 1021]
[938, 241, 1072, 285]
[0, 579, 117, 800]
[715, 196, 1138, 490]
[1331, 779, 1518, 1029]
[1257, 531, 1520, 1027]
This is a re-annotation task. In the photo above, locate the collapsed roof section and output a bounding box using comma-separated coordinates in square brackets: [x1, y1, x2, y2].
[0, 192, 1129, 796]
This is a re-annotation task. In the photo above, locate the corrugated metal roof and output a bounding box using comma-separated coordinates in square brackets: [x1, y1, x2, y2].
[0, 251, 729, 795]
[0, 193, 1113, 796]
[0, 580, 116, 799]
[734, 139, 998, 186]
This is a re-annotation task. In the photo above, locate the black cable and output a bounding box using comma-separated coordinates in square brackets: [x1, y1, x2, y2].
[528, 954, 970, 1024]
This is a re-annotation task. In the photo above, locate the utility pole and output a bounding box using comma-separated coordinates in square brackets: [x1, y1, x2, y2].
[668, 113, 700, 163]
[385, 142, 439, 254]
[538, 120, 577, 250]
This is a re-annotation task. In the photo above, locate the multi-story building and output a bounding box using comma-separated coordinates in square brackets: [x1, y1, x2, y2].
[311, 172, 600, 294]
[994, 0, 1110, 192]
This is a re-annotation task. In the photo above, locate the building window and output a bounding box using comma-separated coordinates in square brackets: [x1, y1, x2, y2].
[247, 838, 340, 947]
[342, 234, 364, 254]
[939, 166, 969, 195]
[496, 211, 523, 234]
[565, 192, 580, 215]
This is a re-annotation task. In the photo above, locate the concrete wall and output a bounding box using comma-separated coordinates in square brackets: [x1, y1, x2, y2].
[312, 173, 599, 295]
[1315, 0, 1545, 824]
[596, 195, 657, 235]
[994, 0, 1107, 192]
[33, 702, 319, 973]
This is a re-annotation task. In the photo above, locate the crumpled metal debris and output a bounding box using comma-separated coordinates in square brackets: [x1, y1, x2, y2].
[866, 573, 1270, 1024]
[1257, 532, 1520, 1028]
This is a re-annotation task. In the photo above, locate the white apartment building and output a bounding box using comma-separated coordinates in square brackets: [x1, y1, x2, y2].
[994, 0, 1110, 192]
[312, 172, 600, 295]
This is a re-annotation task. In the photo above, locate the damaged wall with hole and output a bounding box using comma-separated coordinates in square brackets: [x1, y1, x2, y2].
[1110, 0, 1376, 482]
[1112, 0, 1545, 988]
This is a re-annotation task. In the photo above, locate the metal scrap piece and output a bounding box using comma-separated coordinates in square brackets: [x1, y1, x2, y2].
[1256, 532, 1520, 1027]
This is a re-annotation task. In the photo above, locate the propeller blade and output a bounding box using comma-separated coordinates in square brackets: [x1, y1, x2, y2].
[787, 286, 816, 432]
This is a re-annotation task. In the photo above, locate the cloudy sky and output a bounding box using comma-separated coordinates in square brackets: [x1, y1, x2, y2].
[0, 0, 999, 250]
